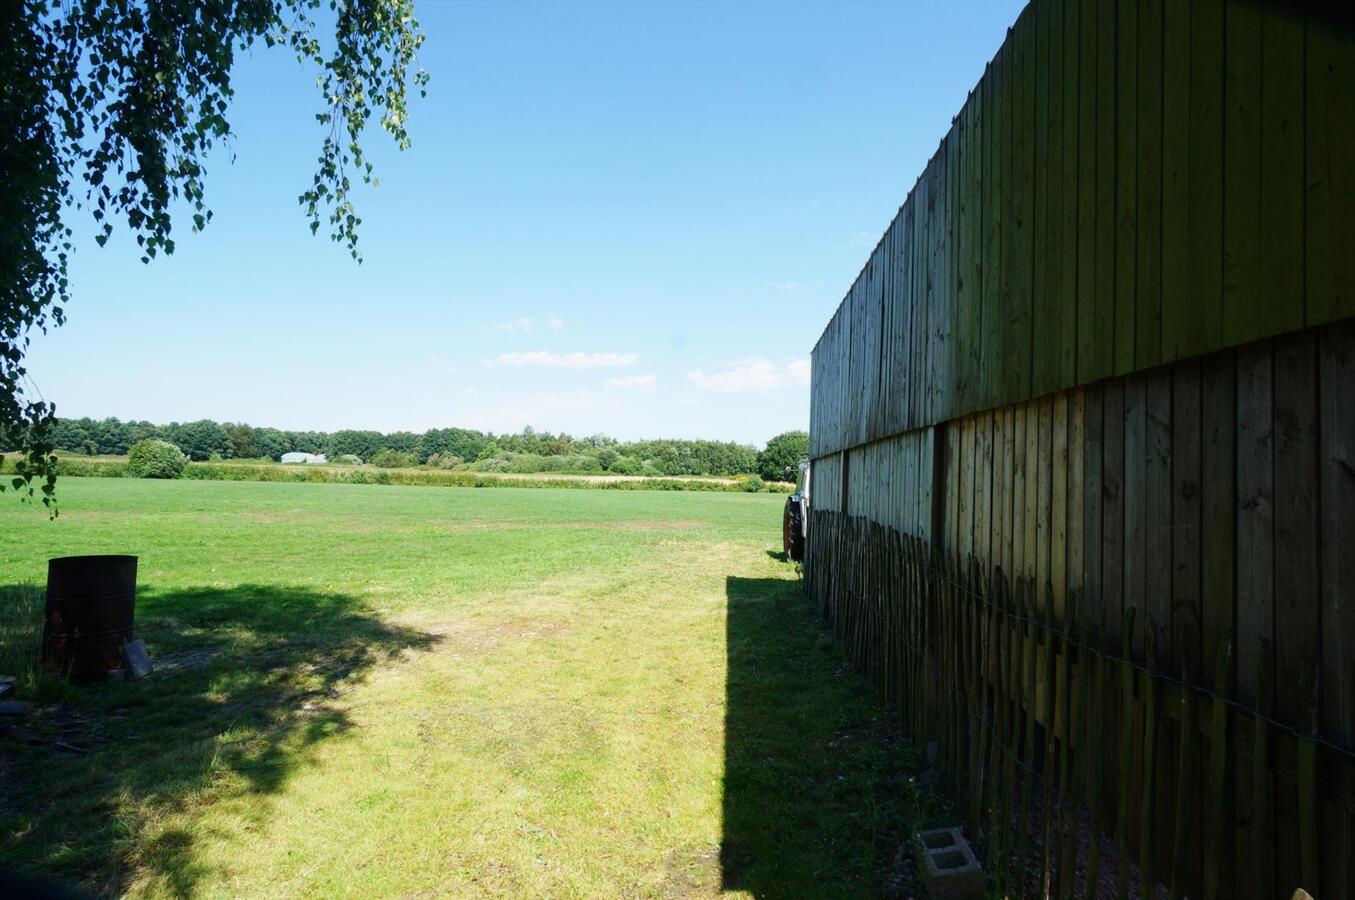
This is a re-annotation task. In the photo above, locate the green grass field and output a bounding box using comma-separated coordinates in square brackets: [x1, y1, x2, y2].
[0, 479, 939, 897]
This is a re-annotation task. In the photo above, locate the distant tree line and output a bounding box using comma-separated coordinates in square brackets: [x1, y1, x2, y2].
[43, 417, 809, 480]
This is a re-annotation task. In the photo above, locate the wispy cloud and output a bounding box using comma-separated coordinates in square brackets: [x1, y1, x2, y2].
[769, 280, 801, 293]
[605, 373, 657, 393]
[492, 317, 534, 334]
[688, 359, 810, 394]
[487, 351, 639, 369]
[547, 318, 566, 332]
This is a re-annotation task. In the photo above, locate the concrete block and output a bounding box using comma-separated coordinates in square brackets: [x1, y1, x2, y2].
[914, 827, 984, 900]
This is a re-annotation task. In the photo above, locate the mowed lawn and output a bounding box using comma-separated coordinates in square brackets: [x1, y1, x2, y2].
[0, 479, 934, 898]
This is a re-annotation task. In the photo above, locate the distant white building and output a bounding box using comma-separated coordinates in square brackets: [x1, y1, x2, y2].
[281, 452, 327, 465]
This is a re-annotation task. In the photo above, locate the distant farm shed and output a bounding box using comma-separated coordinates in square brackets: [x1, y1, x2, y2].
[281, 452, 327, 465]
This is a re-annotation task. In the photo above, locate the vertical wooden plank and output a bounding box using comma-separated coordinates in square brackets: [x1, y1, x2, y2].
[1114, 0, 1138, 374]
[1058, 0, 1078, 389]
[978, 410, 994, 574]
[1273, 330, 1320, 894]
[1037, 396, 1054, 615]
[983, 51, 1005, 411]
[1009, 7, 1035, 406]
[1068, 387, 1085, 605]
[1139, 627, 1159, 895]
[1201, 349, 1237, 691]
[1145, 367, 1174, 880]
[1306, 17, 1355, 325]
[1013, 402, 1029, 585]
[1160, 0, 1193, 361]
[1235, 342, 1274, 900]
[1053, 392, 1070, 623]
[1116, 608, 1138, 900]
[1221, 0, 1263, 346]
[1319, 322, 1355, 900]
[1016, 582, 1039, 899]
[960, 416, 975, 562]
[1135, 0, 1163, 370]
[956, 92, 974, 417]
[1235, 343, 1274, 707]
[1123, 375, 1147, 657]
[1003, 406, 1017, 582]
[1145, 369, 1173, 662]
[992, 406, 1008, 585]
[1083, 383, 1105, 648]
[905, 193, 918, 435]
[1172, 359, 1203, 674]
[1190, 0, 1226, 357]
[1086, 612, 1109, 893]
[1252, 642, 1276, 899]
[1095, 0, 1117, 380]
[1032, 0, 1059, 398]
[1102, 381, 1126, 655]
[1025, 400, 1041, 588]
[1258, 5, 1305, 338]
[1203, 635, 1233, 900]
[1077, 0, 1109, 383]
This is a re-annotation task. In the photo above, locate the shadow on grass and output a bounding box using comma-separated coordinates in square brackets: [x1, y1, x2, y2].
[0, 582, 437, 897]
[721, 575, 943, 898]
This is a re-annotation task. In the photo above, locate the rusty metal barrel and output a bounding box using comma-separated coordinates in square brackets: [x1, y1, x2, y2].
[42, 555, 138, 678]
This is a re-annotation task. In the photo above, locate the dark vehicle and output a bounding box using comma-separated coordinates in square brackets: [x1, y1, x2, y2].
[782, 460, 810, 562]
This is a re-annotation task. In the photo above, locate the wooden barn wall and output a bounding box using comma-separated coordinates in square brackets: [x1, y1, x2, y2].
[843, 428, 937, 541]
[808, 320, 1355, 898]
[808, 0, 1355, 462]
[810, 452, 844, 512]
[947, 321, 1355, 898]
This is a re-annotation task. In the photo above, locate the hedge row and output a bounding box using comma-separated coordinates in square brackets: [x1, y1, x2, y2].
[7, 457, 792, 493]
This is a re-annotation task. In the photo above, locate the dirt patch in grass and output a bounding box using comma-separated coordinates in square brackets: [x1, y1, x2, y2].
[426, 616, 569, 658]
[660, 844, 721, 897]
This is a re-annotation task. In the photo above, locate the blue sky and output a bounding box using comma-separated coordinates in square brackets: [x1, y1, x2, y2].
[30, 0, 1021, 446]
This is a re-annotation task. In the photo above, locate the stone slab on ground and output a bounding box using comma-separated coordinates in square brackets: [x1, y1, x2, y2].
[121, 639, 153, 680]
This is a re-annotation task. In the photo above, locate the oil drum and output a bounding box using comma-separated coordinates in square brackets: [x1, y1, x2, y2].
[42, 555, 138, 678]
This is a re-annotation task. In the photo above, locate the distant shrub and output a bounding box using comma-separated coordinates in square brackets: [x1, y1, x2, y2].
[423, 453, 464, 469]
[609, 456, 641, 476]
[332, 454, 363, 466]
[736, 474, 765, 492]
[127, 440, 188, 479]
[369, 449, 418, 468]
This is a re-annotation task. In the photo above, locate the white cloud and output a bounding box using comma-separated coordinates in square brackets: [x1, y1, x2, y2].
[493, 318, 533, 333]
[605, 373, 657, 393]
[688, 359, 810, 394]
[487, 351, 639, 369]
[547, 318, 566, 332]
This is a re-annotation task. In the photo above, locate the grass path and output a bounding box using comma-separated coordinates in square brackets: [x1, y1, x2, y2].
[0, 480, 938, 897]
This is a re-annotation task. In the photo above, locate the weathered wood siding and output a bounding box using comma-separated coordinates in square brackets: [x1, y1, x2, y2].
[806, 2, 1355, 896]
[809, 0, 1355, 460]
